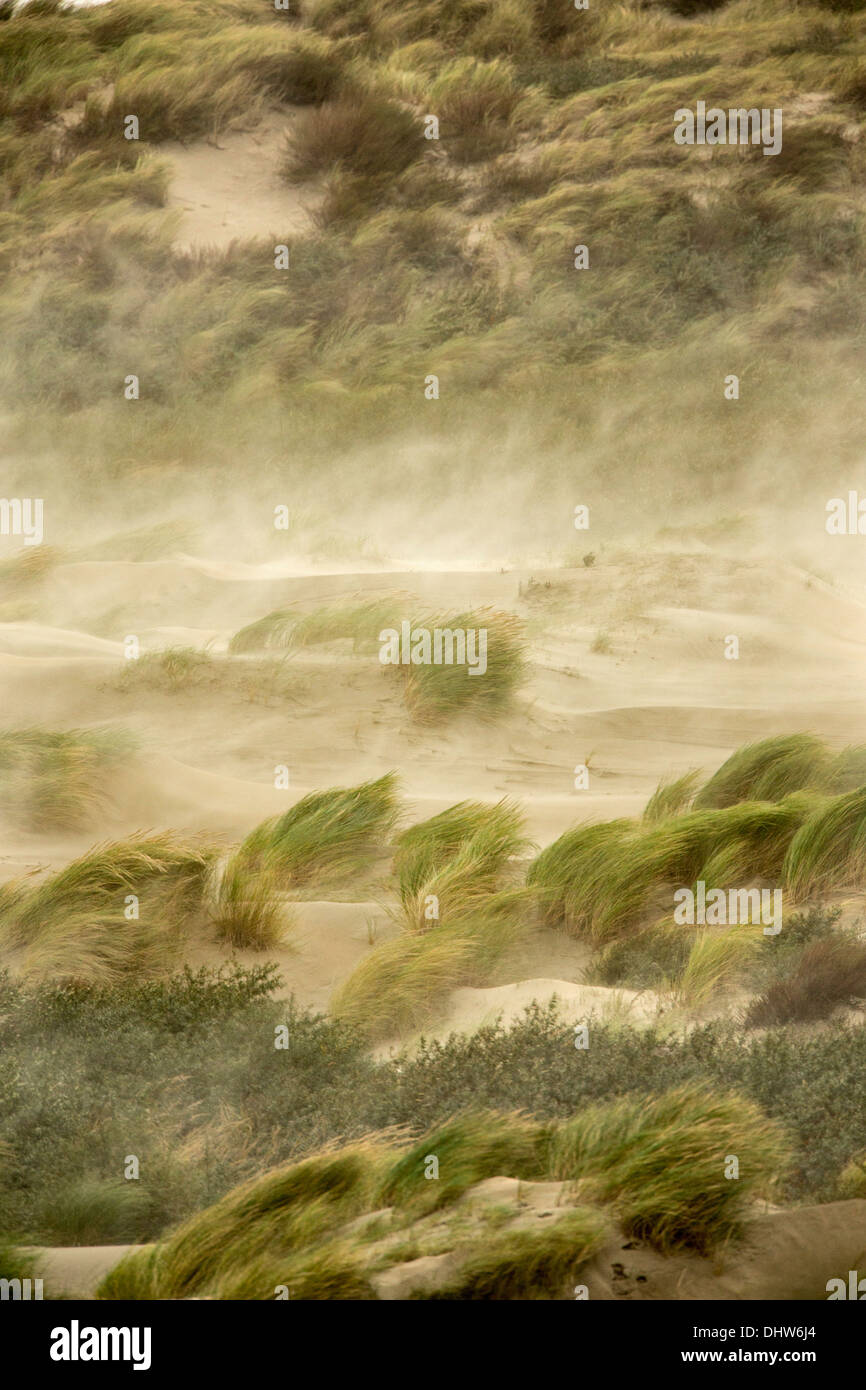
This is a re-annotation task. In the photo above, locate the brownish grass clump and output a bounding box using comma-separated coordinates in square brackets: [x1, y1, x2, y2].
[746, 937, 866, 1028]
[282, 94, 424, 181]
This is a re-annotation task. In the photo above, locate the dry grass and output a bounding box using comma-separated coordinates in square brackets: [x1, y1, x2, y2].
[746, 936, 866, 1028]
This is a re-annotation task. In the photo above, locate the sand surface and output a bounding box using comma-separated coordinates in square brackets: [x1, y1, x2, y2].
[163, 111, 322, 252]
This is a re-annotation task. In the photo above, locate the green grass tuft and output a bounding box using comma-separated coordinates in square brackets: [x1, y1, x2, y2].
[331, 890, 529, 1040]
[548, 1083, 790, 1253]
[393, 798, 529, 928]
[236, 773, 399, 888]
[0, 832, 215, 984]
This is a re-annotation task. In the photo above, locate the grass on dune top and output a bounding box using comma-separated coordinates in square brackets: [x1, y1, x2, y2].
[0, 724, 136, 831]
[0, 830, 216, 982]
[96, 1081, 789, 1298]
[530, 735, 866, 941]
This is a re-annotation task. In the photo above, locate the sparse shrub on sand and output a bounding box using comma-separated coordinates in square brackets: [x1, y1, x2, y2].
[0, 725, 135, 832]
[236, 772, 399, 888]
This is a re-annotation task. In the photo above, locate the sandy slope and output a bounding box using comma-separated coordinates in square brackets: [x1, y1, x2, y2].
[163, 111, 322, 252]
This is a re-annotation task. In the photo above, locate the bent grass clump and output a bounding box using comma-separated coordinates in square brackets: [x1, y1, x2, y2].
[229, 599, 400, 655]
[0, 725, 136, 832]
[209, 856, 290, 953]
[425, 1207, 609, 1300]
[548, 1083, 789, 1255]
[98, 1140, 391, 1302]
[643, 769, 701, 823]
[231, 604, 524, 722]
[282, 92, 424, 182]
[236, 773, 400, 889]
[694, 734, 866, 809]
[0, 832, 215, 984]
[782, 787, 866, 899]
[98, 1086, 787, 1299]
[397, 610, 527, 722]
[331, 891, 529, 1041]
[393, 798, 530, 930]
[530, 795, 820, 943]
[112, 647, 301, 703]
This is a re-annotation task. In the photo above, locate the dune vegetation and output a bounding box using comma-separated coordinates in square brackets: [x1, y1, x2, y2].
[232, 772, 399, 895]
[0, 831, 215, 982]
[0, 725, 135, 831]
[530, 734, 866, 942]
[0, 733, 863, 1282]
[331, 890, 529, 1040]
[111, 645, 303, 703]
[0, 947, 865, 1270]
[97, 1083, 786, 1299]
[3, 0, 865, 519]
[393, 797, 529, 923]
[230, 602, 527, 719]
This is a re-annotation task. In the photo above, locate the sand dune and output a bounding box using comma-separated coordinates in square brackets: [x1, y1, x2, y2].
[42, 1198, 866, 1302]
[4, 542, 866, 1000]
